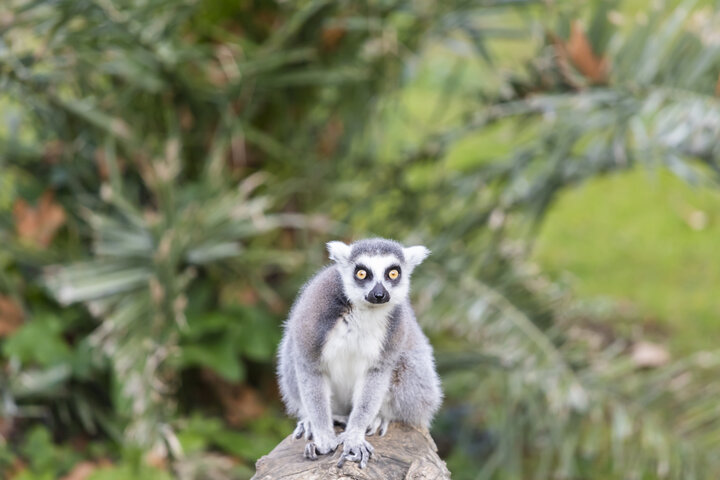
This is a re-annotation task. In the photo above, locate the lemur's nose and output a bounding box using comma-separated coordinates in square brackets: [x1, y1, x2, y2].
[367, 282, 390, 304]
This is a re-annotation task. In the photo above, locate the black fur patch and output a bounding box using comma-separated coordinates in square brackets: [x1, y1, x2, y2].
[305, 269, 351, 361]
[314, 299, 350, 355]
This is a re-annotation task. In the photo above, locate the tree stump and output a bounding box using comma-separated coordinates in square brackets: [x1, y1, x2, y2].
[252, 422, 451, 479]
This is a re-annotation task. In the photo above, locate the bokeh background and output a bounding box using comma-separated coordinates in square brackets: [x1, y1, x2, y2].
[1, 0, 720, 479]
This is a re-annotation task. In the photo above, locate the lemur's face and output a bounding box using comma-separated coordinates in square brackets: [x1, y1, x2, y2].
[326, 239, 429, 308]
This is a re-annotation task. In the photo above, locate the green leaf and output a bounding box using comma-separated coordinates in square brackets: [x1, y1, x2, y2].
[180, 341, 245, 382]
[212, 430, 279, 461]
[19, 426, 79, 478]
[175, 414, 224, 454]
[3, 315, 72, 367]
[87, 464, 173, 480]
[183, 312, 237, 338]
[235, 308, 280, 362]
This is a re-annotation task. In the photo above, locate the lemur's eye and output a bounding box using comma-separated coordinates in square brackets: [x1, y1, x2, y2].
[356, 270, 367, 280]
[388, 269, 399, 280]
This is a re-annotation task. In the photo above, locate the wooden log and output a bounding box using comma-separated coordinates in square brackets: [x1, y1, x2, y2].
[252, 422, 451, 479]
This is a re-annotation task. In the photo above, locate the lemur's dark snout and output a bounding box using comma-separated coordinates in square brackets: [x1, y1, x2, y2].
[367, 282, 390, 304]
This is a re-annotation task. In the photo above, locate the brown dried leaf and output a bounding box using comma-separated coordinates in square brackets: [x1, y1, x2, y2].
[201, 369, 266, 428]
[0, 12, 15, 29]
[179, 106, 195, 131]
[206, 61, 228, 87]
[95, 149, 109, 180]
[236, 286, 259, 306]
[0, 416, 14, 439]
[716, 73, 720, 96]
[13, 191, 67, 247]
[317, 117, 344, 158]
[0, 295, 24, 337]
[43, 140, 65, 164]
[321, 26, 346, 50]
[220, 282, 259, 306]
[7, 458, 26, 479]
[631, 341, 671, 368]
[564, 21, 609, 84]
[94, 148, 125, 180]
[133, 152, 158, 190]
[145, 443, 168, 470]
[228, 135, 247, 170]
[226, 384, 266, 427]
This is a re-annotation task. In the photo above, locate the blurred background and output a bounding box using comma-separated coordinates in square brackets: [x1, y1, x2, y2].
[1, 0, 720, 479]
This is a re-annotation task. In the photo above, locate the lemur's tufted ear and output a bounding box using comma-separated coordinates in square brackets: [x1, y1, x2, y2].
[403, 245, 430, 268]
[327, 241, 351, 264]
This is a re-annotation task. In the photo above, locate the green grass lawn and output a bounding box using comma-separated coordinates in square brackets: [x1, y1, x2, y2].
[532, 168, 720, 354]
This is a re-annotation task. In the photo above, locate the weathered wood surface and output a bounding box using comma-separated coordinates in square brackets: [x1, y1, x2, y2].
[252, 422, 451, 480]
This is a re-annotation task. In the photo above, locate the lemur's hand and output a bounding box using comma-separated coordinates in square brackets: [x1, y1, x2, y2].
[296, 421, 338, 460]
[336, 430, 374, 469]
[304, 434, 338, 460]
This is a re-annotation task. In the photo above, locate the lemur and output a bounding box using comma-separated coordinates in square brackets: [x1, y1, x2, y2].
[277, 238, 442, 468]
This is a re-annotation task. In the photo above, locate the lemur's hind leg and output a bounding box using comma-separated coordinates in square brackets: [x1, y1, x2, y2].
[364, 396, 392, 436]
[293, 417, 313, 440]
[386, 353, 442, 429]
[333, 410, 387, 436]
[333, 412, 387, 435]
[332, 414, 349, 427]
[365, 414, 390, 436]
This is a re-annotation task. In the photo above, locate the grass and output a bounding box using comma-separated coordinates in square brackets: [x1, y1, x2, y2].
[532, 168, 720, 354]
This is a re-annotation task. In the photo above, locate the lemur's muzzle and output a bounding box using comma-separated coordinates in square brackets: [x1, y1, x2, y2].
[366, 282, 390, 304]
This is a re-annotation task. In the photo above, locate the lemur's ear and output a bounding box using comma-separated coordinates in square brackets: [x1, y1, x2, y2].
[404, 245, 430, 268]
[327, 241, 351, 264]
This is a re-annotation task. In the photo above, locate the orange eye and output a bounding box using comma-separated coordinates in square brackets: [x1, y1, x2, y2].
[388, 269, 399, 280]
[356, 270, 367, 280]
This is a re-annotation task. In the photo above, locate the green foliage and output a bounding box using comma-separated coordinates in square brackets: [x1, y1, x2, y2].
[87, 464, 174, 480]
[13, 426, 81, 479]
[179, 306, 279, 381]
[2, 0, 720, 479]
[3, 314, 72, 367]
[177, 415, 279, 462]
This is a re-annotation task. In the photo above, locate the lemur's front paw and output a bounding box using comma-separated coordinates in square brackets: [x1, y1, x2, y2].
[336, 431, 374, 469]
[303, 430, 338, 460]
[365, 415, 390, 437]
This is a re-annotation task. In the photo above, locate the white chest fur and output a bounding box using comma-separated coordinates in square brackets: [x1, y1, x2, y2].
[321, 306, 389, 414]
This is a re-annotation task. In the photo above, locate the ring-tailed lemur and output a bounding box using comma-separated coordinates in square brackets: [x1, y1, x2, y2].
[277, 238, 442, 468]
